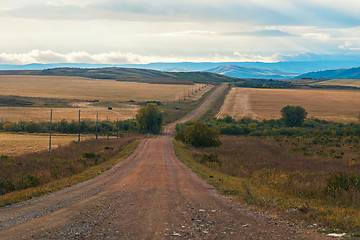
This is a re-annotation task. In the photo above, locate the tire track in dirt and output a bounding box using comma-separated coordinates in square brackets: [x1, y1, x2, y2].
[217, 88, 257, 119]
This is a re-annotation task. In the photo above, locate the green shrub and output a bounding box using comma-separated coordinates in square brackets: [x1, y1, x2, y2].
[176, 121, 221, 148]
[200, 153, 222, 165]
[281, 105, 308, 127]
[326, 172, 360, 197]
[136, 103, 164, 134]
[0, 179, 15, 195]
[18, 174, 42, 189]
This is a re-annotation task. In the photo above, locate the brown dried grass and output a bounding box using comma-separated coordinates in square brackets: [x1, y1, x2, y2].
[0, 75, 205, 102]
[0, 75, 210, 122]
[218, 87, 360, 122]
[313, 79, 360, 88]
[0, 133, 93, 156]
[0, 106, 138, 122]
[195, 136, 360, 178]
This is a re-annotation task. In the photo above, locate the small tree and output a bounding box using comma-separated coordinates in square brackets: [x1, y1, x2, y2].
[136, 103, 164, 134]
[176, 121, 221, 148]
[281, 105, 307, 127]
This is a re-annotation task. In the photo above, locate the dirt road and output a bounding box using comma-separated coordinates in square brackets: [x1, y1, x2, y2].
[0, 83, 328, 239]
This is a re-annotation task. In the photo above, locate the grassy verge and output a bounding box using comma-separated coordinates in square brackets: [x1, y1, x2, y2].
[0, 138, 141, 207]
[198, 84, 231, 120]
[173, 138, 360, 238]
[162, 85, 217, 124]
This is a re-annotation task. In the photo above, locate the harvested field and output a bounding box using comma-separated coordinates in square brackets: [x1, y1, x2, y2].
[0, 133, 92, 156]
[0, 75, 206, 102]
[0, 75, 211, 122]
[0, 106, 138, 122]
[312, 79, 360, 88]
[218, 87, 360, 122]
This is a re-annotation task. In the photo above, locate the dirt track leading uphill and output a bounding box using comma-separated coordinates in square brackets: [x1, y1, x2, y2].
[0, 83, 328, 239]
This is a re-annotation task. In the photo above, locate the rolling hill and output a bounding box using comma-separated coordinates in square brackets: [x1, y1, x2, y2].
[296, 66, 360, 79]
[206, 65, 296, 79]
[0, 67, 235, 85]
[3, 60, 360, 74]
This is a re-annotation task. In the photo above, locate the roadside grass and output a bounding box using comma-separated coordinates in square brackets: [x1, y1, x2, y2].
[199, 84, 231, 120]
[0, 138, 142, 207]
[173, 137, 360, 237]
[162, 85, 215, 124]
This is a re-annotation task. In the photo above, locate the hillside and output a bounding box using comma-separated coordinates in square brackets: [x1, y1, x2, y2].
[3, 60, 360, 73]
[0, 67, 234, 85]
[296, 66, 360, 79]
[207, 65, 296, 79]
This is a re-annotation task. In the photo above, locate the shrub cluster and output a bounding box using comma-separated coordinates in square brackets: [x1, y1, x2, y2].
[175, 121, 221, 148]
[326, 172, 360, 198]
[202, 116, 360, 138]
[0, 119, 137, 135]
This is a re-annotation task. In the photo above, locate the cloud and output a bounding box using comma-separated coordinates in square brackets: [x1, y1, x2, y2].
[0, 50, 148, 65]
[338, 41, 360, 51]
[2, 0, 359, 27]
[2, 50, 360, 65]
[277, 52, 360, 61]
[224, 29, 293, 37]
[301, 33, 331, 40]
[0, 50, 251, 64]
[159, 31, 217, 37]
[232, 52, 281, 62]
[0, 50, 291, 65]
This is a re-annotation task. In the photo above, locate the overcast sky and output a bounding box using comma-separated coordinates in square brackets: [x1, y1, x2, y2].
[0, 0, 359, 64]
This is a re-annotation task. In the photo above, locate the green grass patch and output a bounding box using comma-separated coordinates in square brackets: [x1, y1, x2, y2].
[161, 86, 217, 124]
[199, 84, 231, 120]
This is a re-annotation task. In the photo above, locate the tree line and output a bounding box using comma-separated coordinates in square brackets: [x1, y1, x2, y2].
[0, 119, 137, 135]
[0, 103, 164, 135]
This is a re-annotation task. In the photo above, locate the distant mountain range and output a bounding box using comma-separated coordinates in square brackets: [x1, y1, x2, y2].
[1, 60, 360, 80]
[1, 60, 360, 75]
[296, 67, 360, 79]
[0, 67, 234, 84]
[206, 65, 296, 79]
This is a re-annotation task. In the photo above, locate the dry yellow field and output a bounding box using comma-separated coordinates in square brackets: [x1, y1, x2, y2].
[218, 87, 360, 122]
[313, 79, 360, 88]
[0, 75, 205, 102]
[0, 75, 211, 122]
[0, 133, 93, 156]
[0, 106, 138, 122]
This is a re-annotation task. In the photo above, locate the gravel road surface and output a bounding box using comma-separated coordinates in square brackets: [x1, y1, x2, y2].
[0, 84, 329, 239]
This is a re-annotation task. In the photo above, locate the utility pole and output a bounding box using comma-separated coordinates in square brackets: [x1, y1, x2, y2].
[96, 111, 98, 140]
[78, 109, 81, 143]
[117, 118, 119, 139]
[49, 109, 52, 153]
[183, 89, 186, 101]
